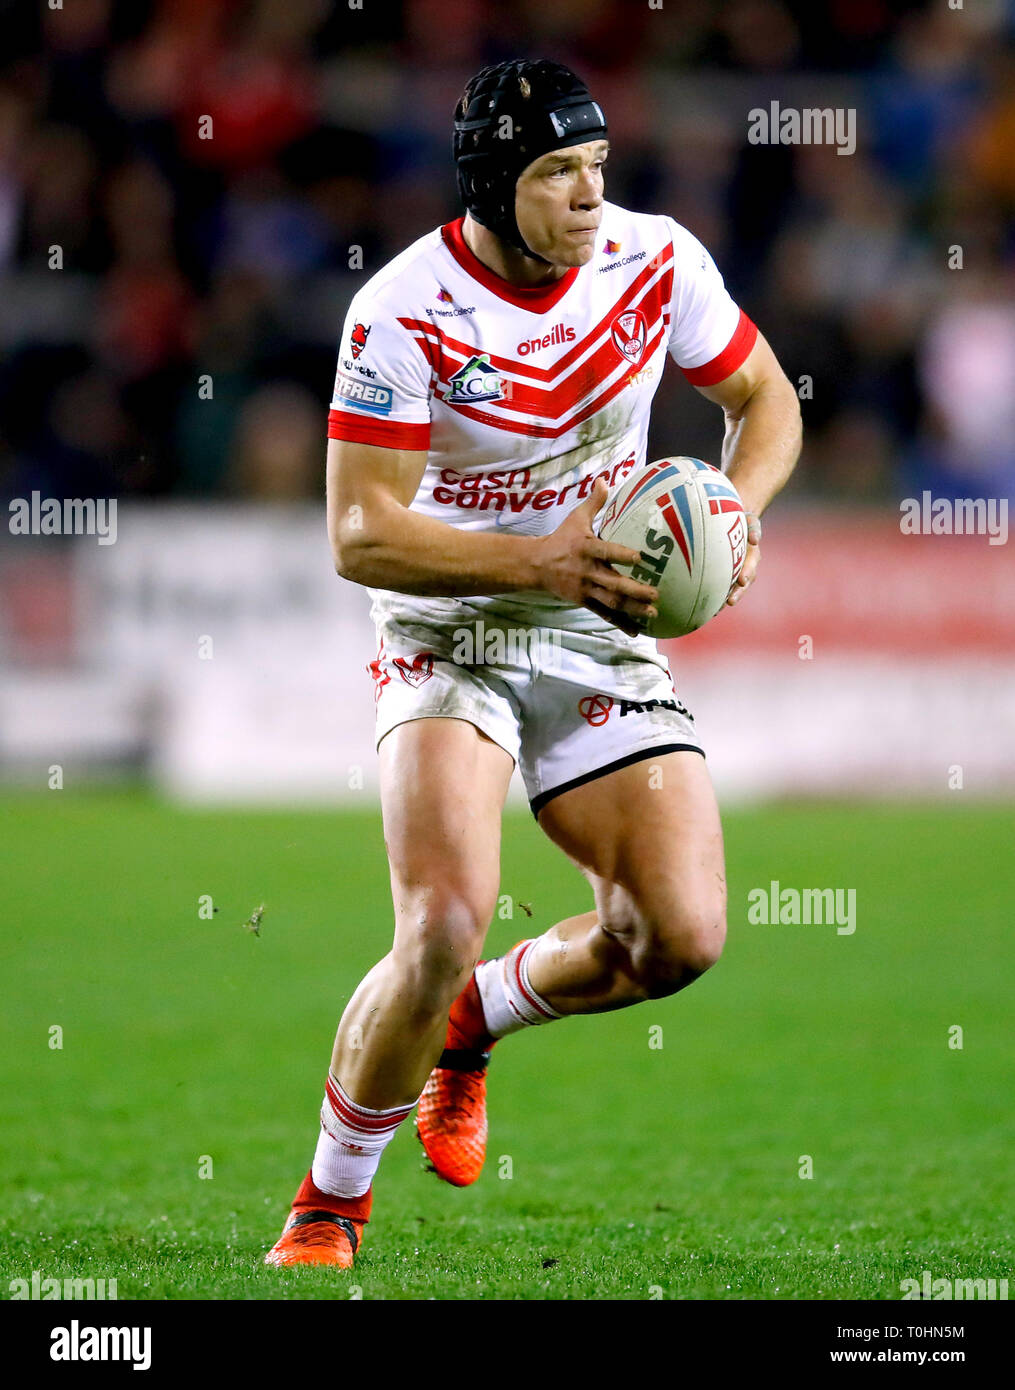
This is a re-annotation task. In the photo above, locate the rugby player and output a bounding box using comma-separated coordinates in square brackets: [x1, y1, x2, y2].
[266, 58, 801, 1269]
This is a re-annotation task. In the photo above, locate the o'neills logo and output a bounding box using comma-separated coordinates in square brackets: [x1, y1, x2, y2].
[517, 323, 576, 355]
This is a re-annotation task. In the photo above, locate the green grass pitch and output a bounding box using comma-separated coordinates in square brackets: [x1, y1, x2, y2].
[1, 791, 1011, 1300]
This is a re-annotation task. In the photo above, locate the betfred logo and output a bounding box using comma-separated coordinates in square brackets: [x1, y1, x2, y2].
[517, 323, 576, 356]
[333, 372, 393, 415]
[350, 322, 370, 358]
[611, 309, 647, 365]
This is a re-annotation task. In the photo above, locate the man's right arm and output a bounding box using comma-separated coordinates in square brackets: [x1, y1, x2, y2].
[326, 438, 659, 629]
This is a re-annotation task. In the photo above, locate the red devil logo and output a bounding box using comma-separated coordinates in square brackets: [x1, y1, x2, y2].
[350, 322, 371, 359]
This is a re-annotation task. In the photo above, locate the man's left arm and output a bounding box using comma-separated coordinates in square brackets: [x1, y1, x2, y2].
[695, 331, 802, 606]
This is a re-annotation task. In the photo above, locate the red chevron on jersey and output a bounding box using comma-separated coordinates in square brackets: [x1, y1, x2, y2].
[398, 277, 672, 429]
[396, 245, 673, 385]
[434, 321, 667, 440]
[395, 257, 672, 404]
[427, 305, 668, 424]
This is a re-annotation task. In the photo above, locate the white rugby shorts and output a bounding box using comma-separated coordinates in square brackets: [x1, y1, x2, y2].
[367, 614, 703, 817]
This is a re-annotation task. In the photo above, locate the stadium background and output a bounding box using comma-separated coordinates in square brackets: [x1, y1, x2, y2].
[1, 0, 1012, 1303]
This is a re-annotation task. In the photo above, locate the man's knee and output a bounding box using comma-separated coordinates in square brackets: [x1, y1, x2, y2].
[391, 887, 490, 1017]
[604, 889, 727, 998]
[650, 901, 727, 993]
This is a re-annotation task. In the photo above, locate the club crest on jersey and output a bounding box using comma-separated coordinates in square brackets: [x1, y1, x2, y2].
[350, 322, 370, 358]
[393, 651, 435, 686]
[611, 309, 647, 365]
[445, 354, 505, 405]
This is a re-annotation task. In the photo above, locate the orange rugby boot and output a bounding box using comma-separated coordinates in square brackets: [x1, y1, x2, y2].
[264, 1170, 371, 1268]
[416, 969, 496, 1187]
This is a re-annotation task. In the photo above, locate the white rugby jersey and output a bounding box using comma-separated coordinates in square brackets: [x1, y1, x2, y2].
[328, 200, 757, 634]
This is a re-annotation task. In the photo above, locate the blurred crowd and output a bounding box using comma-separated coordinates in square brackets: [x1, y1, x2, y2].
[0, 0, 1013, 506]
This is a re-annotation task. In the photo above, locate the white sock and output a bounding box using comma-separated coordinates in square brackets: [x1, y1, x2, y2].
[311, 1072, 415, 1198]
[475, 939, 562, 1039]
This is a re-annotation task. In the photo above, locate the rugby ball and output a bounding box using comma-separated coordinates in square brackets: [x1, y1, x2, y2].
[596, 457, 748, 638]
